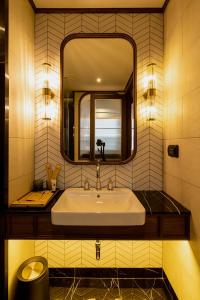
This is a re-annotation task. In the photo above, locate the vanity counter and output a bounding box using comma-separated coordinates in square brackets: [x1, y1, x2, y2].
[4, 190, 190, 240]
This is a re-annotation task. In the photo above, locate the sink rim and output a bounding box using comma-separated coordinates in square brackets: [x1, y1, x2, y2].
[51, 187, 146, 226]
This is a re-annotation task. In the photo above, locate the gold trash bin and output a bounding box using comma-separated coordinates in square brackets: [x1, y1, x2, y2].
[14, 256, 50, 300]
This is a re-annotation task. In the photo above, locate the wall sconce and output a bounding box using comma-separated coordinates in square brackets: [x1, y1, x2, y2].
[42, 63, 55, 120]
[143, 63, 157, 121]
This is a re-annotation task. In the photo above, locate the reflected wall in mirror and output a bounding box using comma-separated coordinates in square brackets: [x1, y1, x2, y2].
[61, 33, 137, 164]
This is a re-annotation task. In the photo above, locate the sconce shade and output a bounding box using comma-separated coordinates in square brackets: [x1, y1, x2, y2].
[42, 63, 54, 120]
[143, 63, 157, 121]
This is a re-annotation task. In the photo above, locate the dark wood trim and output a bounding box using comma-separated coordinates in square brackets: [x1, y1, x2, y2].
[35, 7, 163, 14]
[0, 0, 9, 293]
[78, 92, 90, 161]
[0, 239, 8, 300]
[5, 213, 190, 240]
[125, 72, 133, 94]
[28, 0, 36, 12]
[0, 0, 9, 297]
[90, 94, 95, 161]
[162, 0, 170, 12]
[49, 267, 163, 280]
[60, 32, 137, 165]
[3, 191, 191, 240]
[0, 0, 8, 211]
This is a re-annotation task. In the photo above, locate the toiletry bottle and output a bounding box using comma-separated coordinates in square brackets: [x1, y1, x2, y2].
[51, 179, 57, 192]
[107, 178, 113, 190]
[84, 178, 90, 190]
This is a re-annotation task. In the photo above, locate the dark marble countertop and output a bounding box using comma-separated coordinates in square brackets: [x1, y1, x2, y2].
[134, 191, 190, 215]
[5, 190, 190, 216]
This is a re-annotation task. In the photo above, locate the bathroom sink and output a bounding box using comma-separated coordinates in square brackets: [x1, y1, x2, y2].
[51, 188, 145, 226]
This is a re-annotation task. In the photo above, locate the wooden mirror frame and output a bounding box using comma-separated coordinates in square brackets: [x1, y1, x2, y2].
[60, 32, 137, 165]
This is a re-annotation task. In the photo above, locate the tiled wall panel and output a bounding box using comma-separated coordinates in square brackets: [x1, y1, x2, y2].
[34, 13, 163, 268]
[163, 0, 200, 299]
[35, 13, 163, 191]
[35, 240, 162, 268]
[8, 0, 35, 205]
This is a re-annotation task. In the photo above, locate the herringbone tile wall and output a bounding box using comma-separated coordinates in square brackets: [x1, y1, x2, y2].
[35, 13, 163, 191]
[34, 13, 163, 268]
[35, 240, 162, 268]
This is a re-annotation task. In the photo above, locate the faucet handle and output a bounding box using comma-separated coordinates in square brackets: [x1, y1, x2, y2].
[107, 178, 113, 191]
[84, 178, 90, 190]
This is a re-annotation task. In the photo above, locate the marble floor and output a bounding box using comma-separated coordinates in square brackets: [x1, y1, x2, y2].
[51, 287, 168, 300]
[49, 269, 176, 300]
[50, 279, 171, 300]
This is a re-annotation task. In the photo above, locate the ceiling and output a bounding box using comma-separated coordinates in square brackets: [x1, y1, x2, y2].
[63, 38, 134, 93]
[33, 0, 166, 9]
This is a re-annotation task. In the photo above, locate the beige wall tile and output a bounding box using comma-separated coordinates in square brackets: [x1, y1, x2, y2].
[48, 240, 65, 268]
[9, 0, 35, 139]
[163, 139, 182, 178]
[163, 173, 182, 203]
[182, 0, 200, 48]
[132, 241, 150, 267]
[182, 88, 200, 138]
[163, 97, 182, 139]
[164, 0, 182, 39]
[116, 241, 132, 268]
[180, 138, 200, 188]
[181, 182, 200, 262]
[64, 240, 82, 268]
[163, 241, 200, 300]
[9, 173, 33, 203]
[182, 37, 200, 95]
[34, 240, 48, 259]
[8, 0, 35, 204]
[9, 138, 34, 182]
[149, 241, 162, 267]
[8, 240, 35, 300]
[164, 38, 183, 105]
[164, 138, 200, 190]
[164, 0, 200, 298]
[34, 240, 162, 269]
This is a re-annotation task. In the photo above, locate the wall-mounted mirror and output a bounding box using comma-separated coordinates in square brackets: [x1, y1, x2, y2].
[60, 33, 137, 164]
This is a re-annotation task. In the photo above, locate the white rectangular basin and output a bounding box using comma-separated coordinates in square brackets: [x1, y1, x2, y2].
[51, 188, 145, 226]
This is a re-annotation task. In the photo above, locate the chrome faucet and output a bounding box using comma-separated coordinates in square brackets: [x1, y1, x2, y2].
[96, 160, 101, 190]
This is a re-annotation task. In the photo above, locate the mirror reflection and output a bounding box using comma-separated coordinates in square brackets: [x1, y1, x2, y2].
[61, 34, 136, 164]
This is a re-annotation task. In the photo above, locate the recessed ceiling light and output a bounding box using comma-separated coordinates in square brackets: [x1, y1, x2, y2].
[96, 78, 102, 83]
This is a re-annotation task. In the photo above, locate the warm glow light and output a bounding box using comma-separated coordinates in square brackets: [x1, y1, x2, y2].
[146, 104, 157, 121]
[140, 102, 157, 121]
[42, 63, 51, 88]
[42, 98, 55, 121]
[163, 241, 200, 299]
[143, 63, 157, 121]
[41, 63, 57, 120]
[0, 26, 5, 32]
[143, 74, 157, 89]
[96, 77, 102, 83]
